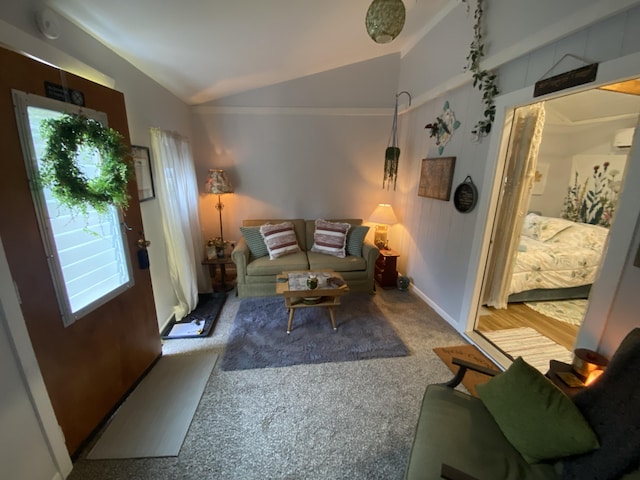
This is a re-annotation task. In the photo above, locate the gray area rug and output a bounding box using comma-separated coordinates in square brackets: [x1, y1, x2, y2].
[68, 288, 467, 480]
[219, 293, 409, 371]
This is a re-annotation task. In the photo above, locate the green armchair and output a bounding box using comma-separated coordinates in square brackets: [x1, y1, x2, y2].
[405, 329, 640, 480]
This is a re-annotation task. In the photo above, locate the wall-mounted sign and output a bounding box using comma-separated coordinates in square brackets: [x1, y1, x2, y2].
[453, 176, 478, 213]
[534, 63, 598, 98]
[44, 81, 85, 106]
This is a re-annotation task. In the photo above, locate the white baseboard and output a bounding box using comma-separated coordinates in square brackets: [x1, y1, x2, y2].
[409, 284, 461, 332]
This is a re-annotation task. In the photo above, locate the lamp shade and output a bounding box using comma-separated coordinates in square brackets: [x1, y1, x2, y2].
[369, 203, 398, 225]
[365, 0, 406, 44]
[205, 169, 233, 194]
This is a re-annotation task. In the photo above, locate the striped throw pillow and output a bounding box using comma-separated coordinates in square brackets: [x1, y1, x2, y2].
[259, 222, 301, 259]
[311, 219, 351, 258]
[346, 225, 370, 257]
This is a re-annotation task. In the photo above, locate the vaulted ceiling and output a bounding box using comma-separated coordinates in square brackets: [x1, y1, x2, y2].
[48, 0, 452, 105]
[42, 1, 640, 126]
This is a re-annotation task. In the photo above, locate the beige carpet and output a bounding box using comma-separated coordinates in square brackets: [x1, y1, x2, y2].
[87, 351, 217, 459]
[482, 327, 572, 373]
[433, 344, 500, 397]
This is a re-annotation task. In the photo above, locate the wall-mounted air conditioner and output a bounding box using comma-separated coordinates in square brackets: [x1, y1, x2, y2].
[613, 128, 635, 149]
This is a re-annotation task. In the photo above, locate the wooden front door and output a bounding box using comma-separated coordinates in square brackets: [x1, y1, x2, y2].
[0, 46, 161, 455]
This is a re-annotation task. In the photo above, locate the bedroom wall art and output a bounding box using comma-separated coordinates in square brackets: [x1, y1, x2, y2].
[418, 156, 456, 201]
[561, 154, 627, 228]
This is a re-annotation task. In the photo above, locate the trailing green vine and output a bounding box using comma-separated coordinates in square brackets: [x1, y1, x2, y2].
[39, 114, 132, 215]
[462, 0, 499, 138]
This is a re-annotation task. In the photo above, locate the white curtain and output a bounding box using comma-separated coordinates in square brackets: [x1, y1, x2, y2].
[483, 103, 546, 309]
[149, 128, 209, 321]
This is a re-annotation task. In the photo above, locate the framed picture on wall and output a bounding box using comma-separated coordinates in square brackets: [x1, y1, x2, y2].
[418, 156, 456, 201]
[132, 145, 155, 201]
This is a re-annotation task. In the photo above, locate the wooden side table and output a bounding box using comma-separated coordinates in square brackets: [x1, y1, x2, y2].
[202, 257, 235, 292]
[375, 249, 399, 288]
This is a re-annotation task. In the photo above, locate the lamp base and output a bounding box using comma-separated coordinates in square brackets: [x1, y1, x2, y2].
[374, 225, 389, 249]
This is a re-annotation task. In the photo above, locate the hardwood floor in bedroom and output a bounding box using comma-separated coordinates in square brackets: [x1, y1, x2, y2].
[476, 303, 579, 351]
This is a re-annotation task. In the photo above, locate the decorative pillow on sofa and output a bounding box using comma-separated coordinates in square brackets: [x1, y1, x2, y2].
[346, 225, 370, 257]
[476, 357, 599, 464]
[311, 219, 351, 258]
[240, 226, 269, 258]
[259, 222, 301, 260]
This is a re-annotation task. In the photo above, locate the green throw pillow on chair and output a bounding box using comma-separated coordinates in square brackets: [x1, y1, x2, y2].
[476, 356, 599, 464]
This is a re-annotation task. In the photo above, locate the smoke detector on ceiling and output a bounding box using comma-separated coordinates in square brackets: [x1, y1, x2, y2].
[613, 128, 635, 149]
[36, 8, 60, 40]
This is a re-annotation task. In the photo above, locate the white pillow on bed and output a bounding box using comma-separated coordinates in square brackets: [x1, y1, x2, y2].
[522, 214, 574, 242]
[551, 222, 609, 250]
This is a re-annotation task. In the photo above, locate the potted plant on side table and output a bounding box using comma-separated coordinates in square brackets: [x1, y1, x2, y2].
[206, 237, 229, 259]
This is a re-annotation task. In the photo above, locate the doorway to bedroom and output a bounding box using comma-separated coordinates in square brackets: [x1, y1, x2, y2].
[474, 77, 640, 369]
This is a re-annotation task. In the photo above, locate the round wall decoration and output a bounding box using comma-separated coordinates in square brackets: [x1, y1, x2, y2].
[453, 176, 478, 213]
[40, 114, 132, 215]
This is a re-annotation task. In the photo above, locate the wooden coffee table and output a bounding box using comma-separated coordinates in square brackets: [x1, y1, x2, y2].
[275, 270, 349, 334]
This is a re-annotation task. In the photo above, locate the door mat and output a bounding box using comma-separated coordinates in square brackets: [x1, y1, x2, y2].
[162, 292, 226, 339]
[433, 344, 499, 397]
[87, 351, 217, 459]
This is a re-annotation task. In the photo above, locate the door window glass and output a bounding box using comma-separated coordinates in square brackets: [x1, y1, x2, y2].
[13, 91, 133, 327]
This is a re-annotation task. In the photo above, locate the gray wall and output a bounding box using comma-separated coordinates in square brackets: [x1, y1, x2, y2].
[191, 54, 402, 244]
[396, 1, 640, 356]
[191, 0, 640, 358]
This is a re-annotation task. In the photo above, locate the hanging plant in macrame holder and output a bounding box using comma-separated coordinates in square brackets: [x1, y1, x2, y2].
[39, 114, 133, 215]
[383, 91, 411, 190]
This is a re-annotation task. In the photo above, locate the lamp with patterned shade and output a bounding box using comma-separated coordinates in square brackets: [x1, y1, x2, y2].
[204, 169, 233, 250]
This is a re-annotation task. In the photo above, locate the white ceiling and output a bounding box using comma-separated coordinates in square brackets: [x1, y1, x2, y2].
[544, 86, 640, 126]
[48, 0, 452, 105]
[43, 1, 640, 124]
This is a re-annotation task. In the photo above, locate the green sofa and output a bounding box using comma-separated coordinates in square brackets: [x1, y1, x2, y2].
[231, 218, 379, 298]
[405, 328, 640, 480]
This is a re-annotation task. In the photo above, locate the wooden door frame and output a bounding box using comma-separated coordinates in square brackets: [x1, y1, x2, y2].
[460, 51, 640, 366]
[0, 236, 72, 478]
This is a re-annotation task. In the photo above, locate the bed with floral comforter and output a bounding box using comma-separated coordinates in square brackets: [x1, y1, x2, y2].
[508, 214, 609, 302]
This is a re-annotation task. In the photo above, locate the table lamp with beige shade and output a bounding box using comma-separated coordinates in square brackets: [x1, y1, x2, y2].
[369, 203, 397, 250]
